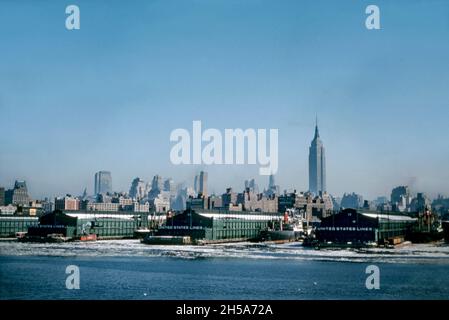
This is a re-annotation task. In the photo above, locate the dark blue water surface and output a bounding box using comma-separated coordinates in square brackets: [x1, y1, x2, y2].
[1, 241, 449, 299]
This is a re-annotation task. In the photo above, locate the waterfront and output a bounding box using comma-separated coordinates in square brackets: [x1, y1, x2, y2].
[1, 241, 449, 299]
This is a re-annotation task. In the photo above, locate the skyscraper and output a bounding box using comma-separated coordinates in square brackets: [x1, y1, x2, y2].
[199, 171, 208, 196]
[151, 175, 164, 192]
[163, 178, 175, 194]
[268, 174, 276, 189]
[129, 177, 146, 200]
[391, 186, 410, 205]
[194, 174, 199, 194]
[148, 175, 164, 200]
[309, 120, 326, 195]
[265, 174, 279, 196]
[94, 171, 112, 195]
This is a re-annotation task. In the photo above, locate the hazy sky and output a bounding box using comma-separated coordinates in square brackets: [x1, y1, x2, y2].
[1, 0, 449, 200]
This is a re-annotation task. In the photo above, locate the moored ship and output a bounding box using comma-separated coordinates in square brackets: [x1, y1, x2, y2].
[19, 233, 70, 243]
[77, 233, 97, 241]
[443, 221, 449, 242]
[260, 210, 305, 243]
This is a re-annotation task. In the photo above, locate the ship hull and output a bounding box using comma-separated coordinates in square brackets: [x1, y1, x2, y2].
[78, 234, 97, 241]
[261, 230, 302, 242]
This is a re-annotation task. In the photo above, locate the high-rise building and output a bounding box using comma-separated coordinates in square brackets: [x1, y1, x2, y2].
[164, 178, 175, 194]
[151, 175, 164, 192]
[0, 187, 5, 206]
[81, 188, 88, 200]
[410, 193, 431, 212]
[309, 120, 326, 195]
[222, 188, 237, 209]
[129, 177, 146, 200]
[172, 186, 195, 211]
[244, 179, 259, 194]
[194, 175, 199, 194]
[265, 174, 279, 196]
[148, 175, 164, 200]
[199, 171, 208, 196]
[391, 186, 410, 205]
[94, 171, 112, 195]
[5, 180, 30, 206]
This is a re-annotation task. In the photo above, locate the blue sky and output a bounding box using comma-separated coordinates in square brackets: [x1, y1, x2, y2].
[1, 0, 449, 200]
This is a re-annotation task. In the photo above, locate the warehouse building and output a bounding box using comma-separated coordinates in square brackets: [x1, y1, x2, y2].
[0, 215, 39, 237]
[26, 210, 153, 239]
[315, 208, 416, 245]
[156, 209, 283, 243]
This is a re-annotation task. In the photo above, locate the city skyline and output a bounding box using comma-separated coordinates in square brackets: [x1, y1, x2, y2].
[1, 1, 449, 199]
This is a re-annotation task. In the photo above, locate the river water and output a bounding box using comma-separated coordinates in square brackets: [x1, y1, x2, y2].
[1, 240, 449, 299]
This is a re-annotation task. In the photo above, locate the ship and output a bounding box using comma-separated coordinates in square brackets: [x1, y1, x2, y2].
[405, 211, 444, 243]
[443, 221, 449, 242]
[141, 235, 191, 245]
[77, 233, 97, 241]
[19, 233, 70, 243]
[259, 209, 305, 242]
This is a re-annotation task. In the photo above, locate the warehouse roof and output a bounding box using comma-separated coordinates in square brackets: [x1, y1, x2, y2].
[361, 212, 417, 222]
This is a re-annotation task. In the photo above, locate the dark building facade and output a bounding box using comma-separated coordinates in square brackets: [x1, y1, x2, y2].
[157, 209, 282, 242]
[316, 208, 416, 245]
[391, 186, 409, 204]
[94, 171, 112, 195]
[0, 187, 5, 206]
[278, 192, 297, 213]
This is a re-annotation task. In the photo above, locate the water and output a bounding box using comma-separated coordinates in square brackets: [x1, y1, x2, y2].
[1, 240, 449, 299]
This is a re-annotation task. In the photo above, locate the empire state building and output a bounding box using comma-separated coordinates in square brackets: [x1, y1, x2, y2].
[309, 121, 326, 195]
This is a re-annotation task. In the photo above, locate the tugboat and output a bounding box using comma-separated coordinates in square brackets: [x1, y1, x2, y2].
[74, 222, 97, 241]
[77, 233, 97, 241]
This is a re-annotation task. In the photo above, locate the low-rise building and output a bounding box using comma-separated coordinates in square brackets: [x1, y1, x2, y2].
[55, 195, 80, 211]
[86, 202, 120, 212]
[236, 188, 278, 213]
[0, 204, 17, 215]
[278, 191, 333, 221]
